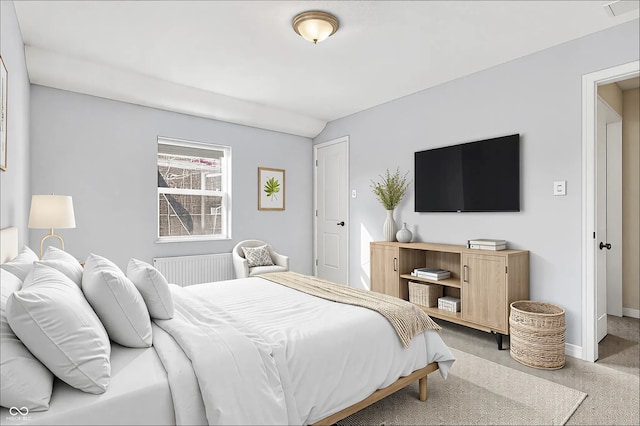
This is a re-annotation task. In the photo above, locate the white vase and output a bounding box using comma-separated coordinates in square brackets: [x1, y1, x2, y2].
[396, 222, 413, 243]
[383, 209, 397, 242]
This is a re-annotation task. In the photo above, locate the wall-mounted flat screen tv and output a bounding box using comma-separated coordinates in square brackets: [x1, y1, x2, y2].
[414, 134, 520, 212]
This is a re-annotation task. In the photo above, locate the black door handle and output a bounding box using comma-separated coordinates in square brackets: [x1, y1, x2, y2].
[599, 242, 612, 250]
[337, 221, 345, 226]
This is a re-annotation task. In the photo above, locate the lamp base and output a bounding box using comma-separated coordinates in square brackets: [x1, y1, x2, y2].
[39, 229, 65, 259]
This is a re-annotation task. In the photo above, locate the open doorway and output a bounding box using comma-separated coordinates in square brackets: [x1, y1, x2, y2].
[582, 61, 640, 362]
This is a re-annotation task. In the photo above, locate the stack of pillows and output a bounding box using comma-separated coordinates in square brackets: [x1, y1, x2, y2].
[0, 247, 175, 412]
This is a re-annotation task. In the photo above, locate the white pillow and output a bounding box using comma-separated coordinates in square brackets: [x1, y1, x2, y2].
[0, 246, 38, 281]
[0, 269, 53, 411]
[6, 264, 110, 395]
[126, 258, 174, 320]
[40, 246, 83, 287]
[242, 245, 274, 267]
[83, 254, 152, 348]
[36, 259, 82, 287]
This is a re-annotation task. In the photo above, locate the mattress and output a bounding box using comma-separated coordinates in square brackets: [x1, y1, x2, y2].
[178, 276, 455, 424]
[0, 342, 174, 425]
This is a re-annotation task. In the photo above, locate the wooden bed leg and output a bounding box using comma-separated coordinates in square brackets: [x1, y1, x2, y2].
[419, 375, 427, 401]
[311, 364, 438, 425]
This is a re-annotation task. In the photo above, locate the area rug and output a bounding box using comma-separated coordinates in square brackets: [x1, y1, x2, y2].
[337, 348, 587, 425]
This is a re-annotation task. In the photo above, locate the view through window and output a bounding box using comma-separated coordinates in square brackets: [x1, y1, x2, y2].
[157, 138, 231, 240]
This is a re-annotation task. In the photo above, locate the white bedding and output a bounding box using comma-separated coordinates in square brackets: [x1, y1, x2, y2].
[0, 273, 454, 426]
[0, 342, 174, 425]
[153, 276, 455, 425]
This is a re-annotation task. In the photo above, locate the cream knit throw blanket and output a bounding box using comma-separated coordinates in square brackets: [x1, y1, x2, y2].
[260, 271, 441, 348]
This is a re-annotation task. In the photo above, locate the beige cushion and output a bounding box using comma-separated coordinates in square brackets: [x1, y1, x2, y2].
[241, 245, 274, 267]
[83, 254, 152, 348]
[126, 258, 174, 320]
[6, 264, 110, 395]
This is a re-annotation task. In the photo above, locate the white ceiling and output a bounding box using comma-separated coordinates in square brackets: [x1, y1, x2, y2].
[13, 1, 640, 138]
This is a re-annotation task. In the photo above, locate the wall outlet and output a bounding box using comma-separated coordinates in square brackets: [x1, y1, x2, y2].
[554, 181, 567, 196]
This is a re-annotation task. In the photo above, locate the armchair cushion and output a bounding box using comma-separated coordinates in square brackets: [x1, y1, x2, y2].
[248, 265, 288, 276]
[241, 245, 274, 268]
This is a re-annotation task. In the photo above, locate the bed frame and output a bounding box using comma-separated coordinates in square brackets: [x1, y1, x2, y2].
[0, 225, 439, 425]
[312, 362, 438, 425]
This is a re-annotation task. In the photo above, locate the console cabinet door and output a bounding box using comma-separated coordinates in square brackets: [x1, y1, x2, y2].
[370, 244, 400, 298]
[461, 253, 507, 332]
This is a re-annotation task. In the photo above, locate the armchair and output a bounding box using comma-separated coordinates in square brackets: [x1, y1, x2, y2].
[232, 240, 289, 279]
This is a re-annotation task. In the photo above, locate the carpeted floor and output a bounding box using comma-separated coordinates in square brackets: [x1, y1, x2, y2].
[597, 315, 640, 376]
[337, 348, 586, 425]
[339, 315, 639, 425]
[438, 316, 639, 425]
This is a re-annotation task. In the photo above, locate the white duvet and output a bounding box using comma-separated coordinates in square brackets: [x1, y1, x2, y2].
[153, 277, 455, 426]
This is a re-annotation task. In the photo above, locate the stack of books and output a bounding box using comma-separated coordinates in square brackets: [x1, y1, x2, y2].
[438, 296, 461, 312]
[411, 267, 451, 280]
[467, 239, 507, 251]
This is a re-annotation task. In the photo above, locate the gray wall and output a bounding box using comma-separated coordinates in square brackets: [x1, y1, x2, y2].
[314, 20, 640, 347]
[0, 1, 31, 246]
[29, 86, 314, 273]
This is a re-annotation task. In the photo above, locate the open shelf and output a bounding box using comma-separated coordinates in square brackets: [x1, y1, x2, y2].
[400, 274, 461, 288]
[416, 305, 462, 321]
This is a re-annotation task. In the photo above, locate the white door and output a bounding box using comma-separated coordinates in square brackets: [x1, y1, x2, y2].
[581, 61, 638, 363]
[596, 98, 623, 343]
[314, 137, 349, 284]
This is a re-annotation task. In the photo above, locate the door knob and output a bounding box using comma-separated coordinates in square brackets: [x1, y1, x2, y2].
[337, 221, 345, 226]
[599, 242, 612, 250]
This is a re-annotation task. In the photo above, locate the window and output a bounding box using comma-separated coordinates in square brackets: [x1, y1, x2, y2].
[157, 137, 231, 241]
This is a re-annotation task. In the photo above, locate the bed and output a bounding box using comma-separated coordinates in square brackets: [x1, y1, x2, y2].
[0, 226, 455, 425]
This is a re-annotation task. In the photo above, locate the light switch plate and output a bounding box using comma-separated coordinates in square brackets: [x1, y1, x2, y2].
[554, 181, 567, 196]
[351, 189, 357, 198]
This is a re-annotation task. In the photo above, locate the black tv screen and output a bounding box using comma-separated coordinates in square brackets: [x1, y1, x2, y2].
[414, 134, 520, 212]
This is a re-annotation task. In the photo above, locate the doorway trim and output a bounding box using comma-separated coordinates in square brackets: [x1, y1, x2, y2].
[581, 60, 639, 362]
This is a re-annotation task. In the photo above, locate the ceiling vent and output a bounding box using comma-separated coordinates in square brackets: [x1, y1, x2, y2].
[603, 0, 640, 17]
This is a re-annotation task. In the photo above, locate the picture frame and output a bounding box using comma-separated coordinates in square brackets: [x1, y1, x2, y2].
[0, 56, 7, 171]
[258, 167, 285, 210]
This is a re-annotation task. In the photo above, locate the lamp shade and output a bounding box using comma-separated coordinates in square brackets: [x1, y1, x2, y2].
[28, 195, 76, 229]
[292, 11, 339, 44]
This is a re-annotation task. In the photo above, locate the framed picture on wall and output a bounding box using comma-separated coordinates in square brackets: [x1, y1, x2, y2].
[258, 167, 285, 210]
[0, 56, 7, 171]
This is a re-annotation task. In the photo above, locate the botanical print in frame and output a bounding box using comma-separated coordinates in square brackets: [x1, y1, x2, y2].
[0, 56, 7, 171]
[258, 167, 285, 210]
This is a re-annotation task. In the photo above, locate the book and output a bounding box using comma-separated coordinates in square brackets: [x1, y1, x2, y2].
[414, 267, 450, 274]
[468, 243, 507, 251]
[414, 273, 451, 280]
[467, 239, 506, 246]
[412, 267, 451, 280]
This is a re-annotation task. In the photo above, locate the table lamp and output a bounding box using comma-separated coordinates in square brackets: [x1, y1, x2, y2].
[28, 194, 76, 258]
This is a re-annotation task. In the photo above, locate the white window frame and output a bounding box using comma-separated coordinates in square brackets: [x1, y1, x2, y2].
[157, 136, 232, 242]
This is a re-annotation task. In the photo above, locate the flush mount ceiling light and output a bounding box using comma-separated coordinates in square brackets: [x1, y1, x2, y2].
[292, 11, 339, 44]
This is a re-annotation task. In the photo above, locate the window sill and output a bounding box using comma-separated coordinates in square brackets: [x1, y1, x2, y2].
[155, 236, 231, 244]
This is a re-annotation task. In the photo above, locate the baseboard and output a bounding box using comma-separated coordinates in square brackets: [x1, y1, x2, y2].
[565, 342, 583, 360]
[565, 310, 638, 361]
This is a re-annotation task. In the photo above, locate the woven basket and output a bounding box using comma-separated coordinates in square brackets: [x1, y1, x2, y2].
[408, 282, 442, 308]
[509, 301, 566, 370]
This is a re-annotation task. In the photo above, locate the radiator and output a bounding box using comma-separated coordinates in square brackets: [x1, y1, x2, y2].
[153, 253, 234, 286]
